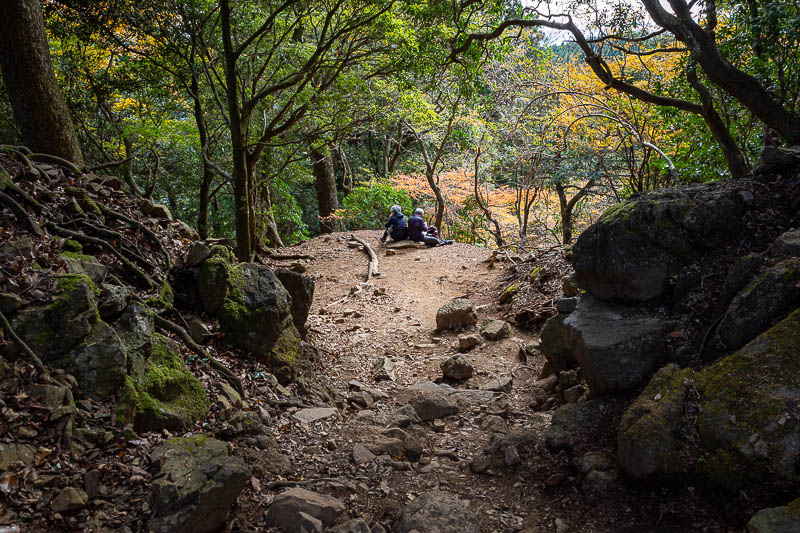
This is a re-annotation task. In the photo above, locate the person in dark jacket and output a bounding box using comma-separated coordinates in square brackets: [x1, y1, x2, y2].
[380, 205, 408, 242]
[407, 208, 452, 246]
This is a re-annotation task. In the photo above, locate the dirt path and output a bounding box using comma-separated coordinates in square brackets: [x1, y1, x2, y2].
[249, 230, 553, 532]
[241, 231, 729, 533]
[304, 230, 541, 389]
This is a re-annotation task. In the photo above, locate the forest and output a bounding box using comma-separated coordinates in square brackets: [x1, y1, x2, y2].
[2, 0, 798, 255]
[1, 1, 800, 532]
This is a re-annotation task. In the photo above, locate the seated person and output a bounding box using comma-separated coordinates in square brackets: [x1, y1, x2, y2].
[380, 205, 408, 242]
[407, 208, 453, 246]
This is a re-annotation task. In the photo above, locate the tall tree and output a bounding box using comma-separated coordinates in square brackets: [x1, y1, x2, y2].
[0, 0, 83, 164]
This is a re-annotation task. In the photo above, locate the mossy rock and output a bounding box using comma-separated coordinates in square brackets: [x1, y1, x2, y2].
[617, 364, 690, 483]
[146, 281, 174, 311]
[217, 262, 294, 358]
[64, 186, 102, 215]
[55, 320, 127, 400]
[573, 183, 746, 302]
[711, 258, 800, 358]
[117, 333, 209, 433]
[268, 326, 305, 384]
[60, 251, 108, 284]
[63, 239, 82, 253]
[13, 274, 99, 360]
[197, 246, 234, 314]
[695, 308, 800, 491]
[621, 309, 800, 492]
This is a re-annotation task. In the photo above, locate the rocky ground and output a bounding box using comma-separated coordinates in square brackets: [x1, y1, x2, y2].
[227, 232, 747, 533]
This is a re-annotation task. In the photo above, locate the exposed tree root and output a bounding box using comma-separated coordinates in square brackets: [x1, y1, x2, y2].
[152, 313, 245, 398]
[349, 234, 379, 280]
[99, 204, 172, 270]
[45, 222, 156, 288]
[0, 309, 50, 378]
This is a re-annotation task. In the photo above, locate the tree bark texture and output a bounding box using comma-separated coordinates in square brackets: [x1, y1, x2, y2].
[0, 0, 84, 165]
[311, 144, 338, 234]
[220, 0, 252, 261]
[191, 74, 213, 239]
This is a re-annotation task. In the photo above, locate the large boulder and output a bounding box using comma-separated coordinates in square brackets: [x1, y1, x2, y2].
[217, 262, 297, 355]
[117, 334, 209, 433]
[13, 274, 128, 399]
[13, 274, 98, 360]
[395, 491, 479, 533]
[549, 296, 672, 396]
[573, 184, 746, 302]
[275, 268, 315, 337]
[695, 309, 800, 492]
[617, 364, 690, 483]
[710, 258, 800, 357]
[149, 435, 249, 533]
[435, 298, 478, 331]
[57, 320, 127, 399]
[618, 310, 800, 492]
[196, 246, 235, 314]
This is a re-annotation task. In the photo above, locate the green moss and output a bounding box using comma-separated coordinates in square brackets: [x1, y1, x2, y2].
[64, 240, 82, 252]
[117, 334, 209, 432]
[146, 282, 174, 310]
[197, 249, 233, 314]
[211, 245, 235, 262]
[115, 375, 139, 427]
[166, 434, 211, 455]
[695, 309, 800, 488]
[787, 497, 800, 516]
[51, 274, 99, 311]
[270, 327, 302, 367]
[599, 199, 636, 224]
[617, 364, 690, 480]
[64, 187, 102, 215]
[529, 266, 543, 282]
[137, 334, 208, 422]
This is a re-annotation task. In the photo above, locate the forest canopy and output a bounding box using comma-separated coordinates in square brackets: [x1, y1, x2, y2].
[1, 0, 798, 257]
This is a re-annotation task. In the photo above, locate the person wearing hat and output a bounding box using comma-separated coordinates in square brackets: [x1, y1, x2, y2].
[379, 205, 408, 243]
[408, 208, 452, 246]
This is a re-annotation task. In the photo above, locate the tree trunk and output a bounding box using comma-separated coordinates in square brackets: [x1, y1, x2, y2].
[310, 144, 338, 234]
[0, 0, 84, 165]
[221, 0, 252, 261]
[191, 74, 213, 239]
[556, 179, 594, 245]
[686, 63, 749, 179]
[261, 184, 284, 248]
[211, 195, 222, 236]
[556, 184, 573, 244]
[122, 137, 138, 194]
